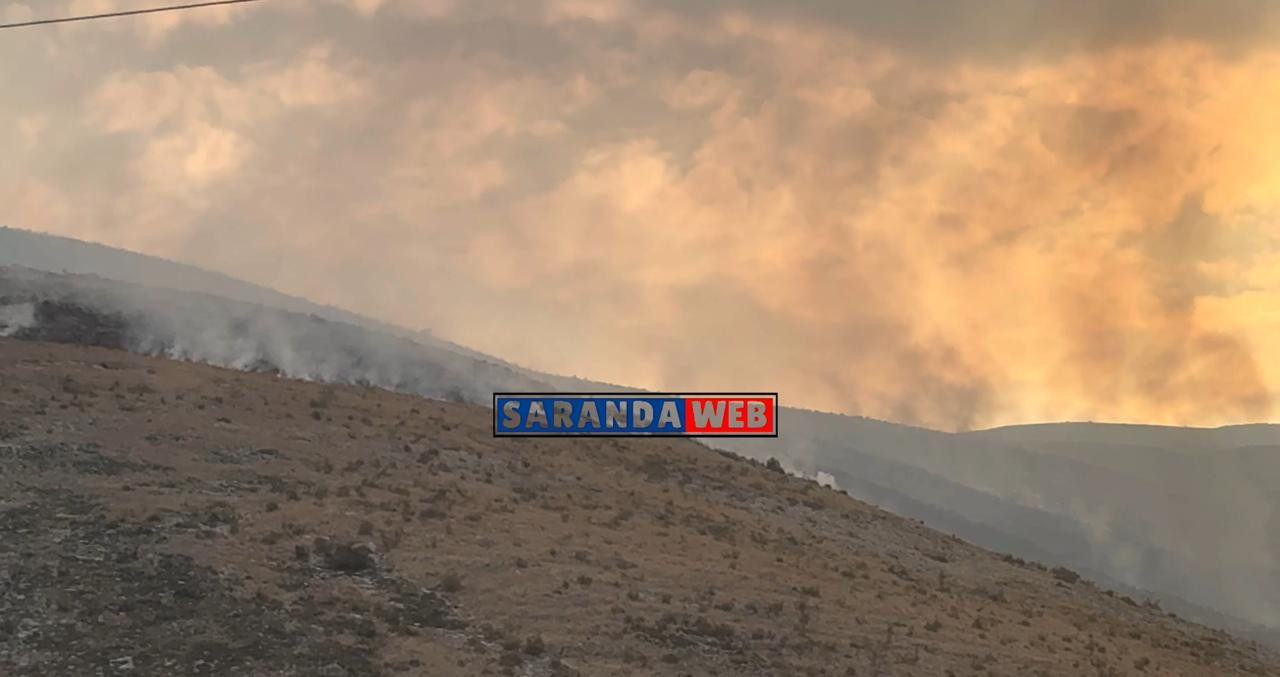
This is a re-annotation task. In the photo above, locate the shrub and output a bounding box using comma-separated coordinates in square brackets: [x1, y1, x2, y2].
[1051, 566, 1080, 584]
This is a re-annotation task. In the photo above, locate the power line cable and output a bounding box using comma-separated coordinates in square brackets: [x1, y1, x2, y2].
[0, 0, 265, 30]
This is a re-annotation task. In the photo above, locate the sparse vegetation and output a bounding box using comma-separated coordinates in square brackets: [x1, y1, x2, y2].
[1052, 566, 1081, 584]
[0, 339, 1275, 677]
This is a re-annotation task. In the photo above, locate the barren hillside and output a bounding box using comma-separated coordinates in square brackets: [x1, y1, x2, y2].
[1, 339, 1276, 676]
[6, 236, 1278, 643]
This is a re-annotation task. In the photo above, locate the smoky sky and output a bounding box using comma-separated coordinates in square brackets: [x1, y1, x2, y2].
[3, 0, 1280, 430]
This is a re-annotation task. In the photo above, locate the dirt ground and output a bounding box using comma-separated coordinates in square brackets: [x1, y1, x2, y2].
[1, 338, 1277, 676]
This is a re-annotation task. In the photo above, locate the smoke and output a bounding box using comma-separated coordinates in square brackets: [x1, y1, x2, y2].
[1052, 195, 1272, 425]
[3, 1, 1280, 429]
[0, 302, 36, 337]
[0, 264, 560, 405]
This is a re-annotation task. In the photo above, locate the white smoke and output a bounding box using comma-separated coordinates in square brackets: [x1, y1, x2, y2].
[0, 302, 35, 337]
[0, 264, 558, 404]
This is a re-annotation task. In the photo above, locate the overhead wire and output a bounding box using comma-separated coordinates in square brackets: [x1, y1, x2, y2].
[0, 0, 265, 30]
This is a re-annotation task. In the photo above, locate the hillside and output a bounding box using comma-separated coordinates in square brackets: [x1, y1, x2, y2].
[0, 227, 569, 380]
[3, 232, 1279, 646]
[0, 227, 598, 389]
[722, 412, 1280, 644]
[0, 264, 562, 403]
[1, 339, 1277, 676]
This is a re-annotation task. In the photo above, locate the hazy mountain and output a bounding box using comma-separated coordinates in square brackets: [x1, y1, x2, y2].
[720, 412, 1280, 645]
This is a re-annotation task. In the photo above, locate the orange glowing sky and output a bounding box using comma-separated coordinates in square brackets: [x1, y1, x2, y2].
[3, 0, 1279, 429]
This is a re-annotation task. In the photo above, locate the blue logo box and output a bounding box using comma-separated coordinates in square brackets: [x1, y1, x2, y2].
[492, 392, 779, 437]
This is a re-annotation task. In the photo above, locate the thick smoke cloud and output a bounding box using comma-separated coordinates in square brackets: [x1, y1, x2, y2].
[3, 0, 1280, 429]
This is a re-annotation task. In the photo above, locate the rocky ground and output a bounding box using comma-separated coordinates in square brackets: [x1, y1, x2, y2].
[1, 338, 1277, 676]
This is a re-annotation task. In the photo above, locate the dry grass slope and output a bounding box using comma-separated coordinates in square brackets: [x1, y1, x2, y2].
[0, 338, 1277, 676]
